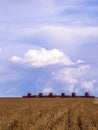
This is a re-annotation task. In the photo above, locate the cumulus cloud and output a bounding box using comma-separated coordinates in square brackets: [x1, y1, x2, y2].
[10, 48, 73, 67]
[53, 64, 90, 92]
[77, 60, 85, 64]
[54, 65, 90, 82]
[10, 56, 22, 63]
[42, 87, 53, 93]
[0, 0, 98, 97]
[81, 80, 96, 91]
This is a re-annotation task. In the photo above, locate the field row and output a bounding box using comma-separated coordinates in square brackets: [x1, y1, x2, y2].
[0, 98, 98, 130]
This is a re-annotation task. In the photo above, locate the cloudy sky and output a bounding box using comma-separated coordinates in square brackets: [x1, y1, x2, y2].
[0, 0, 98, 97]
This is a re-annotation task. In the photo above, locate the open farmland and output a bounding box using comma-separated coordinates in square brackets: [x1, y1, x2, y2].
[0, 98, 98, 130]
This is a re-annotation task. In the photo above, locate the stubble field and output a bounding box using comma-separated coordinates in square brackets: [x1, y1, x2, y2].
[0, 98, 98, 130]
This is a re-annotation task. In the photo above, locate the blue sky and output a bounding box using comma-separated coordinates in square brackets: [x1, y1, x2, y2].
[0, 0, 98, 97]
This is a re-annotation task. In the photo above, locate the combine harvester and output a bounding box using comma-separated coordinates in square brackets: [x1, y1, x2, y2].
[23, 92, 95, 98]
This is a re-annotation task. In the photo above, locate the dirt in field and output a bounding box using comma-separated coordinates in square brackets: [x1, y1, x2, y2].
[0, 98, 98, 130]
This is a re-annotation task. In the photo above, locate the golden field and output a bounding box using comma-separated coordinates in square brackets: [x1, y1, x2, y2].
[0, 98, 98, 130]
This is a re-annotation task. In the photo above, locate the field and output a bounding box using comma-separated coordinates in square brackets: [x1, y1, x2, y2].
[0, 98, 98, 130]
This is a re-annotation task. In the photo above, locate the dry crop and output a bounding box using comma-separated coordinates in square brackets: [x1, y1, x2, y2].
[0, 98, 98, 130]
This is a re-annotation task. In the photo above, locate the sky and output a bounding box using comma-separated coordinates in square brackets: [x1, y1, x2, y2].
[0, 0, 98, 97]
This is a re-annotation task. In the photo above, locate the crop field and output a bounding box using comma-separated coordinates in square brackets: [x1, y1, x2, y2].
[0, 98, 98, 130]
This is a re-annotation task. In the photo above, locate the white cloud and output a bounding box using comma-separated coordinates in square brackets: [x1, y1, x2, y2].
[54, 65, 90, 82]
[42, 87, 53, 93]
[32, 26, 98, 52]
[53, 64, 90, 92]
[1, 25, 98, 56]
[81, 80, 96, 91]
[10, 48, 73, 67]
[48, 26, 97, 44]
[10, 56, 22, 63]
[3, 0, 95, 28]
[77, 60, 84, 64]
[0, 48, 2, 52]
